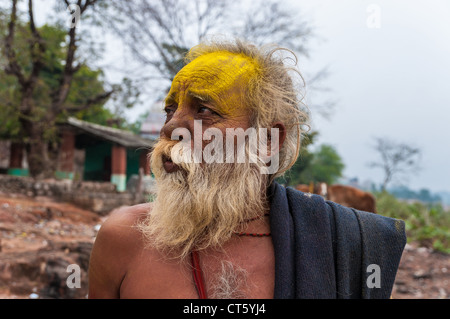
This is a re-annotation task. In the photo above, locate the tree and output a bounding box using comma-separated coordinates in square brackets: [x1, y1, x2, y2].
[0, 0, 119, 179]
[102, 0, 334, 115]
[294, 143, 344, 186]
[279, 131, 317, 186]
[279, 133, 344, 186]
[306, 144, 345, 185]
[368, 137, 421, 191]
[105, 0, 313, 80]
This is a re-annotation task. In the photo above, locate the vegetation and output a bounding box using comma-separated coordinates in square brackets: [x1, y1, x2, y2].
[278, 132, 345, 187]
[0, 1, 116, 178]
[388, 185, 442, 204]
[375, 191, 450, 253]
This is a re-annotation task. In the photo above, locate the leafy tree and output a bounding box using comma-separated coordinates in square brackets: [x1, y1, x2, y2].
[303, 144, 345, 185]
[0, 0, 129, 178]
[278, 131, 316, 186]
[280, 135, 345, 186]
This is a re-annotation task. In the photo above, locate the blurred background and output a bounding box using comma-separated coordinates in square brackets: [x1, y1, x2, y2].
[0, 0, 449, 299]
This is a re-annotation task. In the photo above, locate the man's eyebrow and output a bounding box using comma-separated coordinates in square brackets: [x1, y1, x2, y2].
[188, 90, 214, 104]
[164, 93, 177, 106]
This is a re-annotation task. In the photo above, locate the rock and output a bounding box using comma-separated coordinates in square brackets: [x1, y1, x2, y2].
[417, 247, 431, 254]
[396, 285, 411, 294]
[413, 270, 432, 279]
[0, 241, 93, 299]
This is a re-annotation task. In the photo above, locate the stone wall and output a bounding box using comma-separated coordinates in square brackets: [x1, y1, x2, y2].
[0, 140, 10, 169]
[0, 175, 151, 215]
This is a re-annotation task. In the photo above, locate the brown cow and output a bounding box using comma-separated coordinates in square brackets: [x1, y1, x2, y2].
[295, 183, 377, 213]
[295, 182, 317, 194]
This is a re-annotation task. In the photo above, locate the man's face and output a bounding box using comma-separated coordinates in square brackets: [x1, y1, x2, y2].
[160, 51, 260, 171]
[142, 52, 268, 259]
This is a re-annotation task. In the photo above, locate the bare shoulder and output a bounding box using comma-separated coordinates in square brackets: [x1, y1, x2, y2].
[103, 203, 151, 232]
[96, 203, 151, 250]
[88, 203, 152, 298]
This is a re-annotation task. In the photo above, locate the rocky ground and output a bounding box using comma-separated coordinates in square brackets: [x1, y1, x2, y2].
[0, 193, 448, 299]
[392, 243, 449, 299]
[0, 193, 103, 299]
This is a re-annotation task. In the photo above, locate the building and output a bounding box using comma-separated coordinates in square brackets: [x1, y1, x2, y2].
[2, 117, 156, 192]
[140, 110, 166, 140]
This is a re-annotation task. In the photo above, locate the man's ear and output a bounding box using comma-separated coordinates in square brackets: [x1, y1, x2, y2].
[258, 122, 286, 174]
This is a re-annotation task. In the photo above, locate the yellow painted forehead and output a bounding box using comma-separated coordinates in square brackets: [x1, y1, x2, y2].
[182, 51, 259, 89]
[167, 51, 260, 111]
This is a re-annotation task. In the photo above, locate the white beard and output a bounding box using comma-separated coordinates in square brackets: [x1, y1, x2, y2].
[137, 138, 269, 260]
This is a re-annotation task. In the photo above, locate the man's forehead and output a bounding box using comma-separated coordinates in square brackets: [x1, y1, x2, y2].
[185, 51, 258, 72]
[168, 51, 260, 103]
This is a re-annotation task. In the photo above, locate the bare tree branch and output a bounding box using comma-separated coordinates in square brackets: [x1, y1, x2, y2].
[27, 0, 45, 86]
[4, 0, 46, 116]
[51, 0, 95, 112]
[51, 25, 77, 112]
[28, 0, 39, 36]
[368, 137, 422, 191]
[237, 1, 313, 56]
[104, 0, 331, 114]
[195, 0, 227, 40]
[81, 0, 98, 14]
[64, 89, 114, 113]
[108, 0, 183, 78]
[4, 0, 26, 87]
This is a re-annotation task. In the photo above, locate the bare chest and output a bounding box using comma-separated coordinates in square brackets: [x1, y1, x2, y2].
[198, 239, 275, 299]
[119, 237, 275, 299]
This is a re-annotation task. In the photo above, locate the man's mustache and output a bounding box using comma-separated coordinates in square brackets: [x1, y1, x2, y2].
[154, 124, 280, 175]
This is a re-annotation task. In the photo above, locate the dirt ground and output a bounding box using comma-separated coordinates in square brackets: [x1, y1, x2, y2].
[0, 193, 448, 299]
[391, 243, 449, 299]
[0, 193, 103, 299]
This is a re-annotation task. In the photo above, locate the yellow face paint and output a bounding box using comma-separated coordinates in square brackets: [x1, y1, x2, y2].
[166, 51, 260, 116]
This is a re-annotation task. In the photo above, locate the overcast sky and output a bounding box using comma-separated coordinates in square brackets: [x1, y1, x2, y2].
[31, 0, 450, 193]
[290, 0, 450, 193]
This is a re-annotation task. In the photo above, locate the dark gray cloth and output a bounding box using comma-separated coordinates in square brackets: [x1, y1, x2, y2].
[268, 182, 406, 299]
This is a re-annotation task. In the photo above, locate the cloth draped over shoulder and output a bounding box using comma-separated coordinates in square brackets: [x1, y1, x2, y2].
[268, 182, 406, 299]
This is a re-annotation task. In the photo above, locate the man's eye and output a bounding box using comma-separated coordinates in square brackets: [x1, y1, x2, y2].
[164, 106, 175, 116]
[198, 106, 218, 116]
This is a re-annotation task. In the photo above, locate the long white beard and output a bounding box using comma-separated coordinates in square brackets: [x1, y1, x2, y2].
[137, 138, 269, 260]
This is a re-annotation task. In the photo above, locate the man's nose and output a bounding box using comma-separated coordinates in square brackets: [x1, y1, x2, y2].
[160, 109, 191, 141]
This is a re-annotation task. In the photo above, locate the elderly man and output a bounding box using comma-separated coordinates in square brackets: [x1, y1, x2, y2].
[88, 39, 406, 299]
